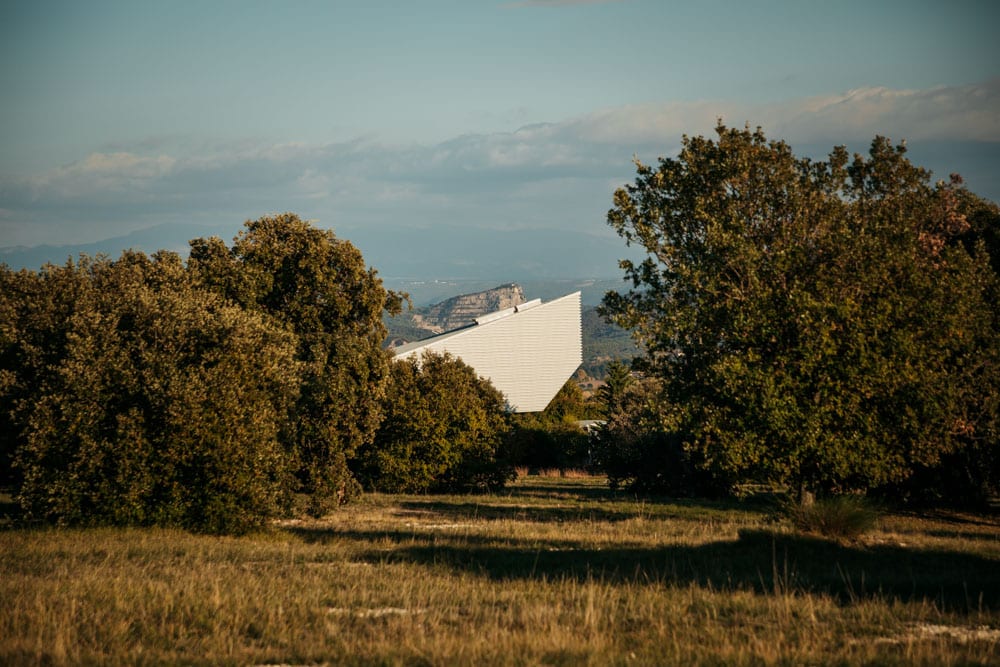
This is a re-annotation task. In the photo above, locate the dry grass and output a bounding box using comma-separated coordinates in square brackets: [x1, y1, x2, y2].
[513, 466, 593, 478]
[2, 475, 999, 665]
[786, 495, 881, 542]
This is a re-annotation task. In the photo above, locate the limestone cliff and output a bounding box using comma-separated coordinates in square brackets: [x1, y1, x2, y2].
[412, 283, 526, 334]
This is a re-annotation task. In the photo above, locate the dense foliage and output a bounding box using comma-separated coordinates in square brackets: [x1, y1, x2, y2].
[591, 368, 721, 496]
[505, 380, 596, 471]
[188, 214, 404, 513]
[353, 352, 513, 493]
[602, 124, 1000, 501]
[2, 251, 300, 533]
[1, 215, 408, 531]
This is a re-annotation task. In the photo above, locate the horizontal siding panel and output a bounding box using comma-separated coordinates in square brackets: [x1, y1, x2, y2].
[395, 292, 582, 412]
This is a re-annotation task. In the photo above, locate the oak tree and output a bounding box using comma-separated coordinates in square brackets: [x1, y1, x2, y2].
[7, 251, 300, 533]
[602, 124, 999, 498]
[354, 351, 512, 493]
[189, 214, 404, 512]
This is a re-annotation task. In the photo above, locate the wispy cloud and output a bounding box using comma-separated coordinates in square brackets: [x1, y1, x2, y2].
[773, 80, 1000, 144]
[2, 80, 998, 247]
[561, 79, 1000, 146]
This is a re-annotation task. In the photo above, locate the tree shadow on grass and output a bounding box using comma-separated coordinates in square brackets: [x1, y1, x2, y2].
[896, 507, 1000, 529]
[393, 499, 638, 524]
[392, 494, 767, 525]
[504, 481, 621, 502]
[341, 528, 1000, 612]
[286, 526, 515, 549]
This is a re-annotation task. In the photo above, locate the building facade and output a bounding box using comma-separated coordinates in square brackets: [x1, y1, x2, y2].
[392, 292, 582, 412]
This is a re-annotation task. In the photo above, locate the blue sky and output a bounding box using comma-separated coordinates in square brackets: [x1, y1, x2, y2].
[1, 0, 998, 263]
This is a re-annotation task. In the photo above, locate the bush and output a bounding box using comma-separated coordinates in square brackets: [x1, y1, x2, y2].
[504, 423, 592, 472]
[354, 352, 513, 493]
[12, 253, 301, 534]
[504, 380, 597, 472]
[591, 376, 726, 496]
[785, 496, 879, 542]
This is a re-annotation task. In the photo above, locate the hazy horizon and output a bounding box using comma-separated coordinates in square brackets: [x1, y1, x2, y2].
[2, 1, 998, 259]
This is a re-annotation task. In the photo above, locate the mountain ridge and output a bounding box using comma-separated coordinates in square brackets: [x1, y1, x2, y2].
[1, 222, 640, 282]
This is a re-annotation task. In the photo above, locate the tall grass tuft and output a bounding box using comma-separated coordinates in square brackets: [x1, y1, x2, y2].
[785, 495, 879, 541]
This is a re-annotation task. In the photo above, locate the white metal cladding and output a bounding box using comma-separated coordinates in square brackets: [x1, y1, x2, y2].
[393, 292, 582, 412]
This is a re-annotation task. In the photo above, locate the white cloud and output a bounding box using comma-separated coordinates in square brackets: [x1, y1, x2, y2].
[771, 80, 1000, 144]
[3, 79, 998, 248]
[29, 152, 177, 198]
[557, 79, 1000, 149]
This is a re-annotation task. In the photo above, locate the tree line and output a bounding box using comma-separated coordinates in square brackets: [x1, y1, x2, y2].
[2, 125, 997, 533]
[0, 214, 514, 533]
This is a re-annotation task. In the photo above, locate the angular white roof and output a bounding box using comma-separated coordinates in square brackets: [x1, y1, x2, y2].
[392, 292, 582, 412]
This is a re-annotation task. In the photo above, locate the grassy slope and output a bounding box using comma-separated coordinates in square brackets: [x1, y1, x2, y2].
[3, 476, 999, 666]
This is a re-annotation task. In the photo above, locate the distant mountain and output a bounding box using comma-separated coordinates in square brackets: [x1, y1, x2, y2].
[0, 222, 240, 270]
[385, 283, 526, 346]
[580, 305, 639, 378]
[385, 278, 628, 308]
[1, 220, 637, 282]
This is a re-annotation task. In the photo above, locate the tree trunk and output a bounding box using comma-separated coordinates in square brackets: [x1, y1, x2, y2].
[798, 482, 816, 507]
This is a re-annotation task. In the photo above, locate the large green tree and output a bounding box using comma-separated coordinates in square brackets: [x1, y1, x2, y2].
[6, 251, 300, 533]
[602, 124, 999, 498]
[188, 214, 404, 512]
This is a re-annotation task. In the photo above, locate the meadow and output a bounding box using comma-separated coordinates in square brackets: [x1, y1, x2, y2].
[2, 474, 999, 665]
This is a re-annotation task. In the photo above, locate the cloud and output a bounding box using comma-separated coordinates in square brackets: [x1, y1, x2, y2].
[29, 152, 177, 198]
[561, 79, 1000, 148]
[2, 79, 998, 247]
[773, 80, 1000, 144]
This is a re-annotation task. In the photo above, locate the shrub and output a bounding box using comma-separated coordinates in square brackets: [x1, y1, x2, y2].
[591, 376, 726, 496]
[785, 496, 879, 541]
[10, 252, 301, 534]
[354, 352, 513, 493]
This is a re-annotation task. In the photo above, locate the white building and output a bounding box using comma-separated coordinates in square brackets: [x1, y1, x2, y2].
[391, 292, 582, 412]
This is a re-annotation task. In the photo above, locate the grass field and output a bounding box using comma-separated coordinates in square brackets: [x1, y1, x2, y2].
[3, 474, 1000, 665]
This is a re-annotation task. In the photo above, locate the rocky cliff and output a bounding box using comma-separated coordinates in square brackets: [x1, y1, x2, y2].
[412, 283, 526, 334]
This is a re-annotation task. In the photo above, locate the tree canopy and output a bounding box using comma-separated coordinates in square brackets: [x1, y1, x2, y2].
[4, 251, 300, 533]
[601, 124, 1000, 499]
[2, 214, 409, 531]
[189, 213, 405, 512]
[353, 351, 512, 493]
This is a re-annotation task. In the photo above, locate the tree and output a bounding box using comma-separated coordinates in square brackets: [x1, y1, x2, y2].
[889, 190, 1000, 504]
[596, 360, 634, 419]
[1, 259, 93, 488]
[9, 251, 300, 533]
[353, 352, 512, 493]
[189, 214, 404, 513]
[602, 124, 999, 499]
[505, 380, 595, 471]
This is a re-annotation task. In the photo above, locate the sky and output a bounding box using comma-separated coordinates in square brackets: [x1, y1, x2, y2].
[1, 0, 999, 272]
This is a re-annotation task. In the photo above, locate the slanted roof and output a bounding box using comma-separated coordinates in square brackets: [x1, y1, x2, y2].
[392, 292, 582, 412]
